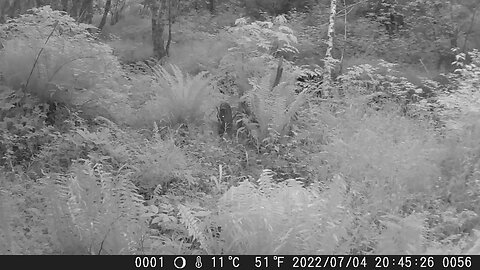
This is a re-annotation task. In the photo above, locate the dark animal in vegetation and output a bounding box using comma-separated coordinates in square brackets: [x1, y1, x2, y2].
[217, 102, 233, 137]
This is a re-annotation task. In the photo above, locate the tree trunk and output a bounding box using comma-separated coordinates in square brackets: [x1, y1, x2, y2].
[165, 0, 173, 56]
[98, 0, 112, 30]
[325, 0, 338, 97]
[151, 0, 167, 60]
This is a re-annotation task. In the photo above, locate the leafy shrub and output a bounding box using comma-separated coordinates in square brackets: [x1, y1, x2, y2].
[216, 15, 299, 97]
[0, 6, 130, 122]
[433, 50, 480, 216]
[437, 50, 480, 131]
[338, 60, 437, 120]
[0, 88, 54, 170]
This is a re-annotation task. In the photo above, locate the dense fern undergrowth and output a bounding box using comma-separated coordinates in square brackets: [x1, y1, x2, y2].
[1, 6, 480, 255]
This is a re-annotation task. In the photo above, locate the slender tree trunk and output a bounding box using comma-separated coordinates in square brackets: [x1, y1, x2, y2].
[325, 0, 338, 97]
[151, 0, 167, 60]
[338, 0, 347, 92]
[98, 0, 112, 30]
[165, 0, 173, 56]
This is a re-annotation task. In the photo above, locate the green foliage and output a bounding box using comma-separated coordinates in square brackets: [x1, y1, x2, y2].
[375, 214, 426, 254]
[245, 0, 312, 18]
[286, 4, 330, 65]
[2, 0, 480, 256]
[325, 107, 442, 211]
[437, 50, 480, 130]
[0, 6, 129, 122]
[238, 73, 309, 150]
[213, 170, 352, 254]
[404, 0, 479, 70]
[144, 192, 216, 255]
[217, 15, 299, 96]
[135, 124, 192, 191]
[99, 7, 152, 62]
[41, 159, 148, 254]
[140, 64, 217, 127]
[338, 60, 436, 119]
[0, 171, 56, 254]
[436, 119, 480, 214]
[169, 32, 232, 75]
[230, 16, 298, 57]
[212, 15, 307, 149]
[178, 203, 212, 254]
[0, 89, 54, 170]
[36, 116, 192, 193]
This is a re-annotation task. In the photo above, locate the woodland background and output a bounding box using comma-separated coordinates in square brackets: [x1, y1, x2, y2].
[0, 0, 480, 255]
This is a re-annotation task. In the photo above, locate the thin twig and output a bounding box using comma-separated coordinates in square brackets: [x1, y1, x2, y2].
[25, 20, 59, 94]
[419, 59, 430, 76]
[48, 56, 96, 82]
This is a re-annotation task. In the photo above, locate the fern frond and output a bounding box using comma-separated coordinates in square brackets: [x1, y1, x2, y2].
[243, 71, 305, 141]
[43, 160, 148, 254]
[178, 204, 211, 254]
[150, 64, 215, 125]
